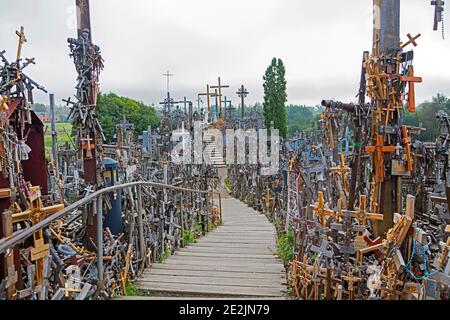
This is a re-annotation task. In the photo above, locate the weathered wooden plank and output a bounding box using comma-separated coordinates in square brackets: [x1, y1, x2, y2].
[136, 282, 284, 297]
[169, 255, 280, 265]
[142, 268, 284, 280]
[139, 275, 287, 288]
[173, 251, 276, 259]
[150, 263, 284, 274]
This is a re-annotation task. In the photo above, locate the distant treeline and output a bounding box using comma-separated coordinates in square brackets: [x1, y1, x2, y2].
[403, 94, 450, 141]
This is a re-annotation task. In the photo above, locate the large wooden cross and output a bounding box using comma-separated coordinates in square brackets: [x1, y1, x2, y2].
[12, 186, 64, 287]
[210, 77, 229, 119]
[401, 66, 422, 113]
[365, 134, 396, 183]
[310, 191, 337, 226]
[15, 26, 27, 61]
[198, 85, 220, 120]
[347, 195, 384, 226]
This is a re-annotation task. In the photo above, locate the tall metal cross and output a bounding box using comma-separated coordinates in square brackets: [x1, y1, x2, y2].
[163, 70, 174, 95]
[236, 85, 249, 118]
[210, 77, 229, 119]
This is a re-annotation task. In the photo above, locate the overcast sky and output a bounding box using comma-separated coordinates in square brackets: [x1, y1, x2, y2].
[1, 0, 449, 108]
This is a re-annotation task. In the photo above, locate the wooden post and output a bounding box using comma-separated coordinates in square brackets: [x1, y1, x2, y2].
[137, 185, 145, 271]
[2, 211, 16, 300]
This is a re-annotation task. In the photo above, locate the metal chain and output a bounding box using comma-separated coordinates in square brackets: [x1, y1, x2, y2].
[442, 9, 445, 40]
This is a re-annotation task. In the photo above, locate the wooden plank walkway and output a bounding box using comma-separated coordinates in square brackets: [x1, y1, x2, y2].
[136, 198, 287, 298]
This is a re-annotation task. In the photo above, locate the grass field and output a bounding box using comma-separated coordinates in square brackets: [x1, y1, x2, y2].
[43, 122, 74, 158]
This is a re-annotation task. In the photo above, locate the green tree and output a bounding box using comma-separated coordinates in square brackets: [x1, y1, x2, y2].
[263, 58, 287, 138]
[403, 93, 450, 141]
[285, 105, 319, 137]
[32, 103, 47, 113]
[96, 92, 160, 142]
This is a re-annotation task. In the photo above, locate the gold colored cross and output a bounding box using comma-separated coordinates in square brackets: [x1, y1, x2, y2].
[15, 26, 27, 61]
[310, 191, 337, 226]
[348, 195, 383, 226]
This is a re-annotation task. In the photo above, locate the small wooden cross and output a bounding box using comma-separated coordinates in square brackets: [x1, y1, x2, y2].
[341, 267, 362, 300]
[15, 26, 27, 61]
[401, 66, 422, 113]
[400, 33, 421, 49]
[401, 126, 413, 172]
[310, 191, 338, 226]
[81, 135, 94, 159]
[329, 153, 350, 193]
[365, 134, 396, 182]
[347, 195, 383, 226]
[264, 188, 273, 210]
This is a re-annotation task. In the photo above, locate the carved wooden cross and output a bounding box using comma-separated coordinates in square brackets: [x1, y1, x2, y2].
[15, 26, 27, 61]
[400, 33, 421, 49]
[365, 134, 396, 182]
[347, 195, 383, 226]
[329, 153, 350, 193]
[210, 77, 229, 118]
[341, 267, 362, 300]
[81, 135, 94, 159]
[296, 255, 313, 299]
[310, 191, 337, 226]
[317, 268, 342, 300]
[401, 66, 422, 113]
[198, 85, 220, 118]
[401, 126, 413, 171]
[12, 186, 64, 286]
[309, 235, 334, 261]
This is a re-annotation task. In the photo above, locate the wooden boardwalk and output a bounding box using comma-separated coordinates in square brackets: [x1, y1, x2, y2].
[136, 198, 287, 298]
